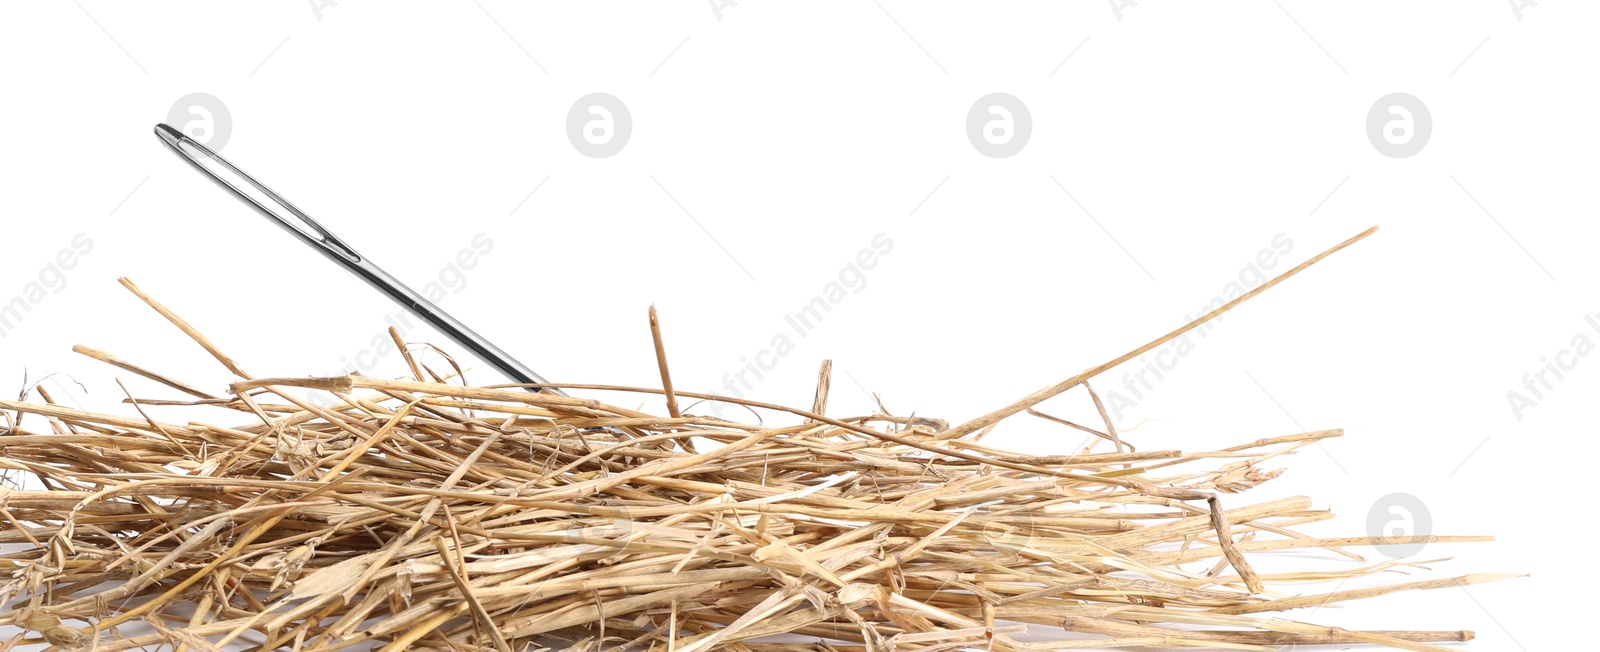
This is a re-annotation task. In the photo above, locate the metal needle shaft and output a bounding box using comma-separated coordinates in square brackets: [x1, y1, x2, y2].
[153, 123, 562, 396]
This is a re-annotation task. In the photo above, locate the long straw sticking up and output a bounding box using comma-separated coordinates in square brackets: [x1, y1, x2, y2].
[941, 225, 1378, 440]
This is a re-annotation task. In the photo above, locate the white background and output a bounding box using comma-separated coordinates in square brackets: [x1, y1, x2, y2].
[0, 1, 1591, 649]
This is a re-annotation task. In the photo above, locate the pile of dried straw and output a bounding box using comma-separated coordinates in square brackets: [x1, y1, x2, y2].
[0, 227, 1510, 651]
